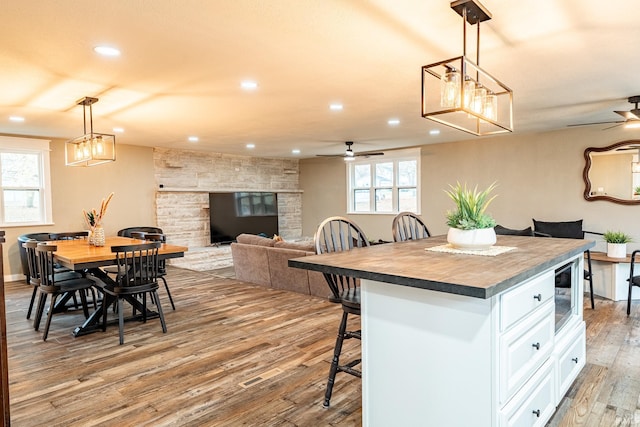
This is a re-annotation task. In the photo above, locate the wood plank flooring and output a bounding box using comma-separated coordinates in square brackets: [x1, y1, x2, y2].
[3, 268, 640, 426]
[5, 267, 361, 426]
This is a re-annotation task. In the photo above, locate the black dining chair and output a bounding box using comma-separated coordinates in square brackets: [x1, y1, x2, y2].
[22, 240, 87, 321]
[138, 233, 175, 310]
[33, 243, 97, 341]
[533, 219, 596, 309]
[49, 231, 90, 240]
[392, 212, 431, 242]
[102, 242, 167, 345]
[627, 250, 640, 316]
[314, 216, 369, 408]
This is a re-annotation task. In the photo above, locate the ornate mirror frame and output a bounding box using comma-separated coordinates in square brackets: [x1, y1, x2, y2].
[583, 140, 640, 205]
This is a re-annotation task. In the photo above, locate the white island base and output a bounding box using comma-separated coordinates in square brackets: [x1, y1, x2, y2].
[361, 257, 585, 427]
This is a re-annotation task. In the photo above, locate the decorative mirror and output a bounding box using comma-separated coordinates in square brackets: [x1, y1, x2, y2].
[583, 140, 640, 205]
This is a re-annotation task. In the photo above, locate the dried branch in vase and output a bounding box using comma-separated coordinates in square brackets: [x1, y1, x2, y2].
[83, 192, 114, 228]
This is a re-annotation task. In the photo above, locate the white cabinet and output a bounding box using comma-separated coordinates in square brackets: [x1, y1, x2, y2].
[361, 254, 586, 427]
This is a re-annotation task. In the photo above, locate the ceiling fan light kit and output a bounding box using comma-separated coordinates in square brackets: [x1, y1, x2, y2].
[316, 141, 385, 160]
[64, 97, 116, 167]
[422, 0, 513, 136]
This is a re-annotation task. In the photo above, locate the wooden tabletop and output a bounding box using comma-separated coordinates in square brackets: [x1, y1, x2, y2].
[289, 235, 594, 299]
[43, 236, 188, 270]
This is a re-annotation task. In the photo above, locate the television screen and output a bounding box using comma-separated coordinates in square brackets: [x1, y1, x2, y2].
[209, 192, 279, 244]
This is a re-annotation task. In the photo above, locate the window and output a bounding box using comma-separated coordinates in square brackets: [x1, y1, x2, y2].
[347, 148, 420, 214]
[0, 136, 52, 226]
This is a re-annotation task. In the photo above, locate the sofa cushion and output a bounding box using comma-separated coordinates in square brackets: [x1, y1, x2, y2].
[532, 219, 584, 239]
[274, 240, 316, 253]
[235, 233, 276, 247]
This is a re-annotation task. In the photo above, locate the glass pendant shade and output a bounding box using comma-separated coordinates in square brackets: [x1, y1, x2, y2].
[484, 92, 498, 121]
[462, 77, 475, 110]
[472, 84, 487, 115]
[440, 68, 461, 108]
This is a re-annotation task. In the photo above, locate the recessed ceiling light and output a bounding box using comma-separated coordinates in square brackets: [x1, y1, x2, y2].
[246, 143, 255, 149]
[113, 127, 124, 133]
[241, 81, 258, 90]
[429, 129, 441, 135]
[388, 119, 400, 126]
[9, 116, 25, 122]
[292, 149, 301, 154]
[94, 46, 121, 57]
[329, 103, 343, 111]
[188, 136, 199, 142]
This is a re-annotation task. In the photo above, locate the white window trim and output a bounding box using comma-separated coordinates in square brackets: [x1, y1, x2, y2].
[0, 136, 53, 227]
[346, 147, 421, 215]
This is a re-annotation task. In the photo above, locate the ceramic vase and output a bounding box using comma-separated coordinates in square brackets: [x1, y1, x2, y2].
[447, 227, 497, 250]
[606, 243, 626, 258]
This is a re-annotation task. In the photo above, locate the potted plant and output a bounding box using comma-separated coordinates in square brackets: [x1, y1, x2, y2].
[444, 181, 498, 250]
[603, 230, 631, 258]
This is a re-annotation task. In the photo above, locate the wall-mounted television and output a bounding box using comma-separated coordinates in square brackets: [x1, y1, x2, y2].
[209, 192, 279, 244]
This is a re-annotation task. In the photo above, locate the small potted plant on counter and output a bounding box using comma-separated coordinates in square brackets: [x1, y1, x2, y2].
[444, 181, 497, 250]
[603, 230, 632, 258]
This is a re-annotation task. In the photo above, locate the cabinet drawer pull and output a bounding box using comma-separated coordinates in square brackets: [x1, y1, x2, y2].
[533, 293, 542, 301]
[532, 342, 540, 350]
[572, 357, 579, 363]
[532, 409, 541, 417]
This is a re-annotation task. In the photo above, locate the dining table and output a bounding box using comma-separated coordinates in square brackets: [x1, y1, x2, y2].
[42, 236, 188, 337]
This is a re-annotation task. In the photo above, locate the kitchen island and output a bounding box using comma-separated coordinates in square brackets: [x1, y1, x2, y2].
[290, 235, 594, 427]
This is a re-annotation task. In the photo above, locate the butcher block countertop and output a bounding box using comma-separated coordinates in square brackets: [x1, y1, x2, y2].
[289, 235, 594, 299]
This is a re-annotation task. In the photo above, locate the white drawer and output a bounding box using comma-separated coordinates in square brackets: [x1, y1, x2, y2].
[500, 301, 555, 404]
[500, 271, 554, 332]
[556, 322, 586, 399]
[500, 359, 555, 427]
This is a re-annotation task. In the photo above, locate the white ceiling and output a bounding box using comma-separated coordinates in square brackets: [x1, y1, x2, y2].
[1, 0, 640, 159]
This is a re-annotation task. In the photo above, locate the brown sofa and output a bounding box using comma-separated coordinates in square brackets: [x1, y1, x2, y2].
[230, 234, 328, 298]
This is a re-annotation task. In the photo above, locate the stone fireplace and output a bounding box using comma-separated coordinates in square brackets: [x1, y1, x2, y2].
[153, 148, 302, 271]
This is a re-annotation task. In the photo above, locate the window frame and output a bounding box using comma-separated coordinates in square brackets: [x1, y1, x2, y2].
[0, 136, 53, 227]
[346, 147, 421, 215]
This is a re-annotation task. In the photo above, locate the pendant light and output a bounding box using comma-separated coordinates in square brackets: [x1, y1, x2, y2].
[65, 97, 116, 166]
[421, 0, 513, 136]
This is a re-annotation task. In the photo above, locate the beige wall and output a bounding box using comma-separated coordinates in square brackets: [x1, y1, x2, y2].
[300, 126, 640, 252]
[3, 139, 155, 280]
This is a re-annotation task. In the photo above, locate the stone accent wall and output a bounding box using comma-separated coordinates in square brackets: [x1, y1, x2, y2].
[153, 148, 302, 271]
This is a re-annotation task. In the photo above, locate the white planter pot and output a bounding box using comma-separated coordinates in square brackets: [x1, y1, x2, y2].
[607, 243, 627, 258]
[447, 227, 497, 250]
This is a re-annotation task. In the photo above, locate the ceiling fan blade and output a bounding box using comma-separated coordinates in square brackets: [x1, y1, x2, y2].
[630, 109, 640, 119]
[354, 152, 384, 157]
[567, 120, 625, 127]
[614, 110, 638, 120]
[602, 123, 625, 130]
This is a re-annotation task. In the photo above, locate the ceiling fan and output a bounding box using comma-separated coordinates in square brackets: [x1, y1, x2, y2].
[316, 141, 385, 160]
[568, 96, 640, 130]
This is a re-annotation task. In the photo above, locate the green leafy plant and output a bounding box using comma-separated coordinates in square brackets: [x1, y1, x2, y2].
[603, 230, 632, 244]
[635, 186, 640, 195]
[444, 182, 497, 230]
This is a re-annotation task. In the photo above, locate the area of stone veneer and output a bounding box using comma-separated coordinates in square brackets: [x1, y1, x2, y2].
[153, 148, 303, 271]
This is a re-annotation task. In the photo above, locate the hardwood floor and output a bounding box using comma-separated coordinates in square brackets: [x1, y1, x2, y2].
[4, 268, 640, 426]
[5, 267, 361, 426]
